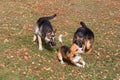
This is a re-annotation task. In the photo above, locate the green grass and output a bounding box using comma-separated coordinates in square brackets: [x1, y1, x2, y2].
[0, 0, 120, 80]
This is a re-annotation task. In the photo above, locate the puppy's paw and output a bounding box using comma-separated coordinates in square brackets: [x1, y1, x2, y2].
[32, 40, 36, 44]
[76, 63, 85, 68]
[39, 47, 43, 51]
[32, 40, 35, 42]
[60, 61, 65, 64]
[81, 65, 85, 68]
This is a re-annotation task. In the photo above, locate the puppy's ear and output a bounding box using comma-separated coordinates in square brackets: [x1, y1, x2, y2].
[76, 36, 80, 40]
[54, 29, 57, 33]
[46, 32, 49, 36]
[46, 31, 51, 36]
[47, 30, 52, 34]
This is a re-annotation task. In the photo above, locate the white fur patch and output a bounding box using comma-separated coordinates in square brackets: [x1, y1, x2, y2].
[34, 25, 42, 36]
[76, 63, 84, 67]
[82, 61, 85, 66]
[45, 37, 50, 42]
[37, 35, 43, 50]
[58, 34, 63, 43]
[73, 55, 81, 63]
[35, 25, 39, 34]
[33, 34, 37, 42]
[79, 48, 84, 53]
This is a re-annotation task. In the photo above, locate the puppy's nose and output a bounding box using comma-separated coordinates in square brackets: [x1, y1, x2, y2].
[53, 42, 56, 46]
[52, 42, 56, 46]
[81, 48, 83, 51]
[80, 48, 83, 50]
[79, 48, 84, 53]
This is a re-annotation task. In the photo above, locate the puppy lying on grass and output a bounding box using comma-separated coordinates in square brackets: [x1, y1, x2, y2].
[57, 34, 85, 67]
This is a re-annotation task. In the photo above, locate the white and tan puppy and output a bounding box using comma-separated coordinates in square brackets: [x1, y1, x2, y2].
[57, 35, 85, 67]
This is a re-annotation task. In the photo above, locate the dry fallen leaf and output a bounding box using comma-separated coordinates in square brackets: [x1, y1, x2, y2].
[23, 52, 30, 60]
[24, 55, 29, 60]
[0, 63, 5, 67]
[4, 39, 9, 43]
[41, 67, 53, 72]
[60, 76, 65, 80]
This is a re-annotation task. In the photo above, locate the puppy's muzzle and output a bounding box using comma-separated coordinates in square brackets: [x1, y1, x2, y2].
[49, 37, 56, 48]
[45, 36, 56, 48]
[79, 48, 84, 53]
[49, 41, 56, 48]
[74, 40, 83, 47]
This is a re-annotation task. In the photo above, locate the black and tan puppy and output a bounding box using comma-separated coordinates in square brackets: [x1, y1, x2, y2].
[73, 21, 94, 54]
[33, 14, 57, 50]
[57, 35, 85, 67]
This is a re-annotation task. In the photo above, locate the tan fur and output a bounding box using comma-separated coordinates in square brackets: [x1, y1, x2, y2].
[57, 43, 85, 67]
[84, 39, 94, 54]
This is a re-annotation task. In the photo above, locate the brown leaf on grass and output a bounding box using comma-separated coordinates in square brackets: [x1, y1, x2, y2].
[62, 20, 71, 26]
[41, 67, 53, 72]
[40, 78, 44, 80]
[4, 39, 9, 43]
[60, 77, 65, 80]
[32, 62, 35, 64]
[23, 23, 33, 31]
[23, 52, 30, 60]
[105, 55, 110, 58]
[64, 32, 68, 37]
[0, 34, 3, 37]
[26, 27, 33, 31]
[24, 55, 29, 60]
[114, 53, 119, 56]
[0, 63, 5, 67]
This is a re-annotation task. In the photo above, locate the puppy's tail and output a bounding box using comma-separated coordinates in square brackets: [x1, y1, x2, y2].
[80, 21, 87, 28]
[43, 14, 57, 20]
[37, 14, 56, 26]
[58, 34, 63, 46]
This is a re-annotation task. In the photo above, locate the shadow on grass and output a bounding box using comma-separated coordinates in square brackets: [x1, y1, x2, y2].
[57, 58, 80, 67]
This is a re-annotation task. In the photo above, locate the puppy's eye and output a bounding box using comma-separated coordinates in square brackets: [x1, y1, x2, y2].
[76, 49, 78, 51]
[50, 37, 52, 39]
[51, 35, 55, 37]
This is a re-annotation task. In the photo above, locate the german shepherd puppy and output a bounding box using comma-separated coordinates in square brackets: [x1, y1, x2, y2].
[73, 21, 94, 54]
[33, 14, 57, 50]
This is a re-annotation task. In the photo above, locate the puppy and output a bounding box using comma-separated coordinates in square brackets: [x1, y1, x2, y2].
[57, 34, 85, 67]
[73, 21, 94, 54]
[33, 14, 57, 50]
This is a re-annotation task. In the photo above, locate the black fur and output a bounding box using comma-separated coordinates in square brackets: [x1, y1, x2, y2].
[37, 14, 56, 38]
[60, 46, 71, 55]
[33, 14, 57, 50]
[73, 21, 94, 47]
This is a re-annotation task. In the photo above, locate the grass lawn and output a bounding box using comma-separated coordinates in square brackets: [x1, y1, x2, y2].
[0, 0, 120, 80]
